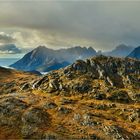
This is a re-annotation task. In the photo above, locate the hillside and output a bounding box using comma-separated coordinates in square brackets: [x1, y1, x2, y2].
[10, 46, 96, 72]
[0, 56, 140, 139]
[0, 67, 39, 95]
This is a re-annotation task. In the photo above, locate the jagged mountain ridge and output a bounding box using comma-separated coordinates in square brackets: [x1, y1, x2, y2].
[10, 46, 96, 72]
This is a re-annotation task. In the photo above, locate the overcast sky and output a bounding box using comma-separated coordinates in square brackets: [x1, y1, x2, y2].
[0, 0, 140, 54]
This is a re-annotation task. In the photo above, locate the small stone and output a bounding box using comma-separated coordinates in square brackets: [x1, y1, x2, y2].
[61, 98, 76, 105]
[43, 102, 57, 109]
[58, 107, 72, 114]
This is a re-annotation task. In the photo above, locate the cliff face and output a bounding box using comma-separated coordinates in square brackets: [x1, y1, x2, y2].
[1, 56, 140, 139]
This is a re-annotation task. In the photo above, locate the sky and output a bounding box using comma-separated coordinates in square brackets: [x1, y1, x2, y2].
[0, 0, 140, 57]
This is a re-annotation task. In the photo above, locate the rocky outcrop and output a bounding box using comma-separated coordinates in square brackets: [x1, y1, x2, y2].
[71, 56, 140, 86]
[28, 56, 140, 99]
[1, 55, 140, 139]
[21, 83, 30, 91]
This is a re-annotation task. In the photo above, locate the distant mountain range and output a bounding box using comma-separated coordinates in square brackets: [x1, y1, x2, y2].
[104, 44, 134, 57]
[10, 46, 97, 72]
[0, 44, 21, 54]
[127, 46, 140, 59]
[10, 44, 139, 72]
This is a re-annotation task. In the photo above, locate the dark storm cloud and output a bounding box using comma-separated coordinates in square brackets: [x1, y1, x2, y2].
[0, 32, 16, 44]
[0, 1, 140, 50]
[0, 44, 21, 54]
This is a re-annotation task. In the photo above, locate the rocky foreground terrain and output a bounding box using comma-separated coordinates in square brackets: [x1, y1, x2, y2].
[0, 55, 140, 139]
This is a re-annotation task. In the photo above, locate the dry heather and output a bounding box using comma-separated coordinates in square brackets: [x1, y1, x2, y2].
[0, 56, 140, 139]
[0, 67, 38, 95]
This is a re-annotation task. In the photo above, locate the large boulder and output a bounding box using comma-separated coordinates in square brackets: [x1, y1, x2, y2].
[32, 75, 49, 89]
[21, 83, 31, 91]
[48, 79, 62, 92]
[72, 60, 87, 73]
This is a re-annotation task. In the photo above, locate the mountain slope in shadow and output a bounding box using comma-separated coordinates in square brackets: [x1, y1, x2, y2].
[10, 46, 96, 72]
